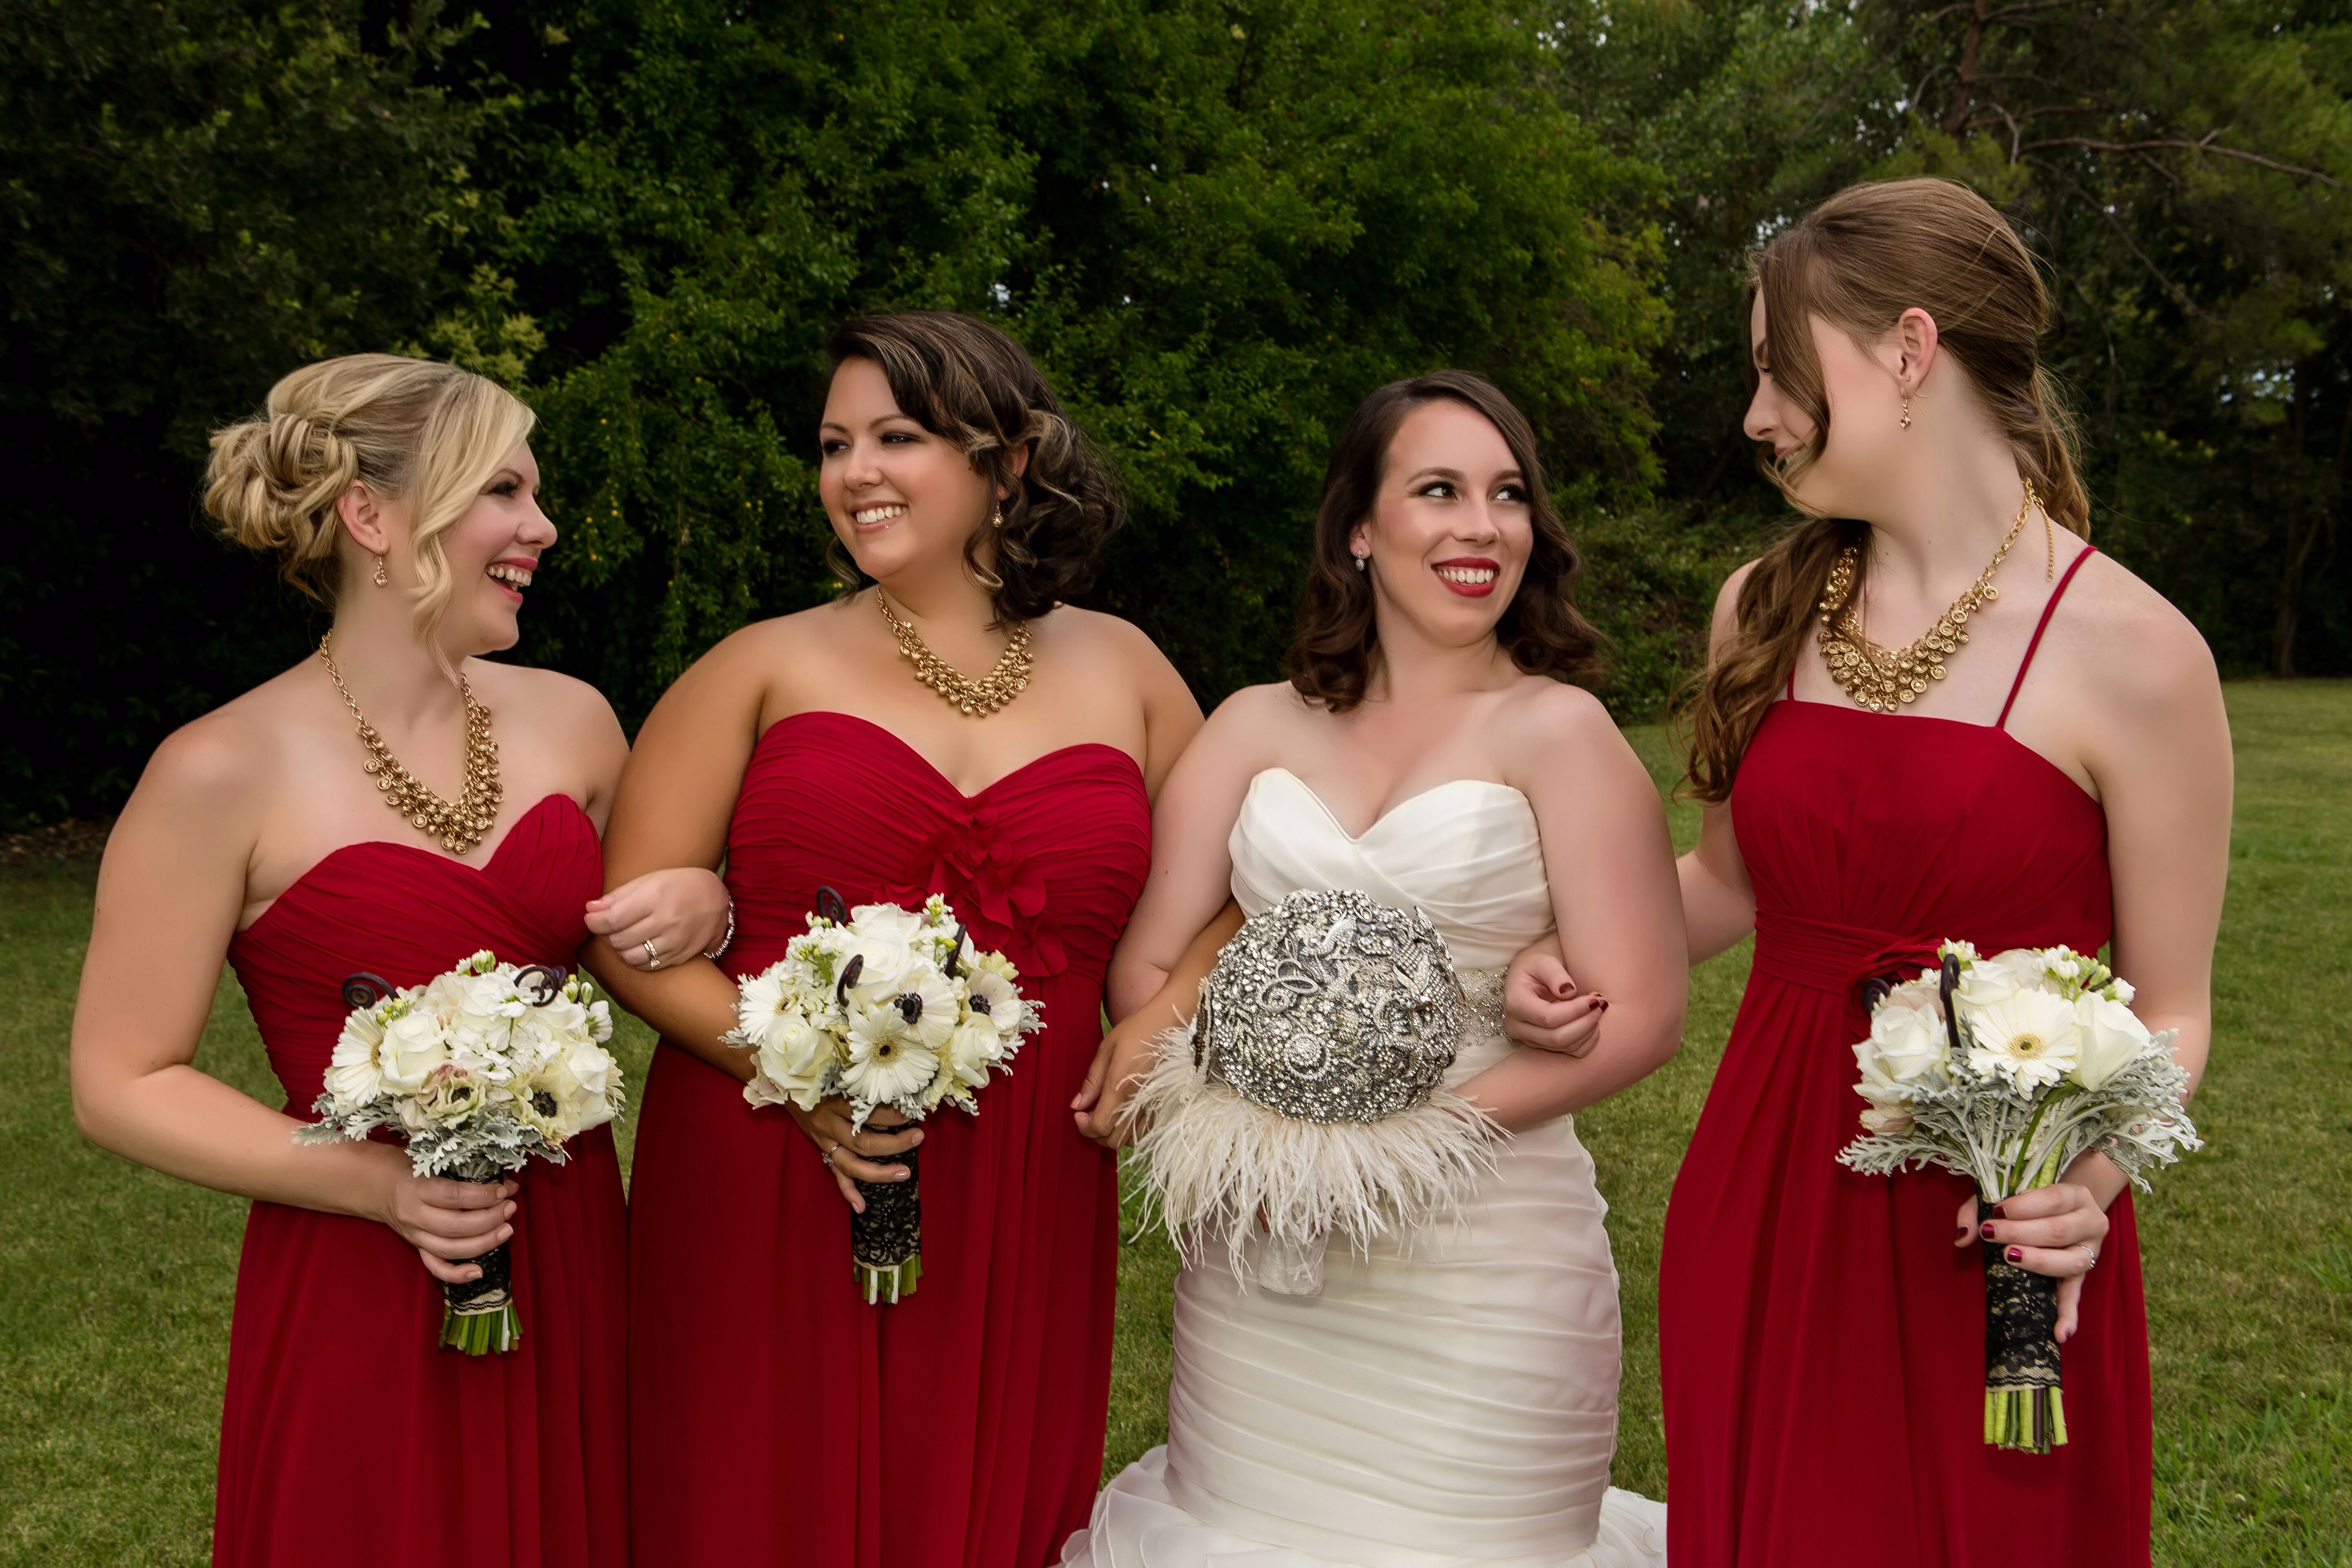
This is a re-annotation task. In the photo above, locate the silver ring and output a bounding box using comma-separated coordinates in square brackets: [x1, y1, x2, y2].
[642, 939, 661, 970]
[820, 1145, 837, 1169]
[2080, 1243, 2100, 1270]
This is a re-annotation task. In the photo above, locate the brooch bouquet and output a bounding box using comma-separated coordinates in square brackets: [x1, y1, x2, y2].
[300, 952, 625, 1354]
[725, 890, 1040, 1304]
[1838, 942, 2198, 1453]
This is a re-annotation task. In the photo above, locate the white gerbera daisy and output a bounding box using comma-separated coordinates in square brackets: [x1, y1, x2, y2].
[1964, 987, 2081, 1091]
[842, 1005, 942, 1112]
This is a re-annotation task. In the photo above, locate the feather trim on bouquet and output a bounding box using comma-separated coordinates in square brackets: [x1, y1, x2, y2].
[1122, 890, 1505, 1294]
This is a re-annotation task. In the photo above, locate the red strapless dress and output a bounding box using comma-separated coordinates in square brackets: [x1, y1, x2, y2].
[627, 710, 1153, 1568]
[218, 794, 629, 1568]
[1659, 550, 2152, 1566]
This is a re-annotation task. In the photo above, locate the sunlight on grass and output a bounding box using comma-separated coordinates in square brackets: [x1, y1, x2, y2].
[2, 682, 2345, 1564]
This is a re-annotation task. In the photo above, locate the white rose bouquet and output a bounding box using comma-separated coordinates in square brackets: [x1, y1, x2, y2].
[724, 889, 1039, 1304]
[1838, 942, 2199, 1453]
[299, 951, 625, 1354]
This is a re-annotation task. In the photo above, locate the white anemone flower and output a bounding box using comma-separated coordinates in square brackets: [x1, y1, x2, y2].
[891, 966, 961, 1052]
[962, 967, 1027, 1044]
[1964, 987, 2081, 1091]
[841, 1004, 942, 1112]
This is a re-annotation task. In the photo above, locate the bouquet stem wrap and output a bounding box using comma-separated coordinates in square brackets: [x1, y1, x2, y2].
[851, 1145, 922, 1304]
[1980, 1196, 2065, 1452]
[442, 1167, 520, 1356]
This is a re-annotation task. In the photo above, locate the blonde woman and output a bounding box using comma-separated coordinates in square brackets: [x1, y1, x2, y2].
[70, 354, 720, 1568]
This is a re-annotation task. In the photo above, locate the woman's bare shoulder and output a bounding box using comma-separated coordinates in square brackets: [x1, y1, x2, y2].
[123, 667, 317, 840]
[2052, 550, 2218, 709]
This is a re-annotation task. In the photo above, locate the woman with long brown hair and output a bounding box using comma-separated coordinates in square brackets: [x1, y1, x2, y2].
[593, 311, 1200, 1567]
[1515, 178, 2227, 1564]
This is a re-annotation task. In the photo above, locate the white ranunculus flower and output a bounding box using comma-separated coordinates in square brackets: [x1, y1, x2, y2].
[840, 1004, 941, 1110]
[324, 1010, 388, 1108]
[1866, 984, 1948, 1085]
[379, 1009, 450, 1093]
[1955, 947, 2051, 1011]
[1858, 1103, 1916, 1136]
[1964, 987, 2081, 1091]
[2071, 991, 2155, 1089]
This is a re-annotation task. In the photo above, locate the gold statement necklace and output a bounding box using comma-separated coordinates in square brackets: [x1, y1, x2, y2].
[319, 634, 504, 853]
[1816, 478, 2039, 714]
[877, 591, 1033, 716]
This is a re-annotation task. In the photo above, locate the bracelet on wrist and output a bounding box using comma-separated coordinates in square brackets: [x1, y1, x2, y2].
[702, 896, 736, 962]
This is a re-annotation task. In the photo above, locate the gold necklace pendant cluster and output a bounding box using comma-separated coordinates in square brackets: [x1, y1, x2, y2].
[318, 635, 504, 854]
[1816, 479, 2038, 714]
[878, 592, 1033, 716]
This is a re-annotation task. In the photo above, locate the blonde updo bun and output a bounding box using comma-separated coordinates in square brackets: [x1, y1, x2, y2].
[203, 354, 535, 623]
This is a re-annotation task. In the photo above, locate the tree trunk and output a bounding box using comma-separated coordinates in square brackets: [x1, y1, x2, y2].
[1946, 0, 1992, 138]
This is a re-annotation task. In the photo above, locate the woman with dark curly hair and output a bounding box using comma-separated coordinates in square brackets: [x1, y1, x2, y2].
[593, 311, 1200, 1568]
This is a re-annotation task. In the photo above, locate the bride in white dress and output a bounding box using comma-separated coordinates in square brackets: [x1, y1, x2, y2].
[1065, 372, 1687, 1568]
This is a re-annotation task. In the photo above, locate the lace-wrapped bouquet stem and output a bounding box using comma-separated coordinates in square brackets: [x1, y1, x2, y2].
[725, 889, 1040, 1305]
[1124, 890, 1505, 1296]
[1838, 942, 2199, 1453]
[301, 952, 626, 1354]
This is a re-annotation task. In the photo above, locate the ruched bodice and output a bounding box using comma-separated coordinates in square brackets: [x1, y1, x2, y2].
[1067, 769, 1665, 1568]
[212, 792, 628, 1568]
[629, 710, 1154, 1568]
[1230, 769, 1554, 969]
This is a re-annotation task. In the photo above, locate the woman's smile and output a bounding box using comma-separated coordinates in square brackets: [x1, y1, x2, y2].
[1432, 557, 1500, 597]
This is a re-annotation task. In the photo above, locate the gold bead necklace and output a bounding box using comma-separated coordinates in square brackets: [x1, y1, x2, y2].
[318, 634, 504, 854]
[876, 591, 1033, 717]
[1815, 479, 2038, 714]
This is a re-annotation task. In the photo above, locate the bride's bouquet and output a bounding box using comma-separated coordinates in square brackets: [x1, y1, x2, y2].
[1125, 889, 1504, 1295]
[724, 890, 1039, 1304]
[1838, 942, 2199, 1453]
[300, 952, 625, 1354]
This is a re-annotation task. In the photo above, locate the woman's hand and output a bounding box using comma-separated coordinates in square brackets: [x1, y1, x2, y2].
[379, 1165, 519, 1285]
[1501, 933, 1608, 1056]
[786, 1097, 922, 1212]
[1071, 1013, 1165, 1151]
[1958, 1183, 2112, 1343]
[586, 866, 733, 971]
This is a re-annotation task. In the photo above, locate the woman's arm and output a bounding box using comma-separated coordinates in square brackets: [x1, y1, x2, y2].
[1072, 899, 1243, 1147]
[1680, 563, 1760, 963]
[70, 725, 514, 1284]
[1467, 689, 1689, 1130]
[580, 632, 767, 1079]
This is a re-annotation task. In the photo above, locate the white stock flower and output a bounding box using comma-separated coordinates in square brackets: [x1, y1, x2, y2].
[1964, 987, 2081, 1091]
[379, 1009, 450, 1094]
[324, 1009, 388, 1107]
[2072, 991, 2156, 1089]
[840, 1004, 941, 1109]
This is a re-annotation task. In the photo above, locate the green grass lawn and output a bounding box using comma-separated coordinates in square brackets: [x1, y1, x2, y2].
[4, 682, 2347, 1565]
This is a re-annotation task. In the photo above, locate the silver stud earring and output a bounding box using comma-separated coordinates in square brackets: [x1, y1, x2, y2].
[373, 554, 389, 587]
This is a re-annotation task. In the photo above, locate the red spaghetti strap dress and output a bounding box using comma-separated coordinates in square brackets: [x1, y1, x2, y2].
[1659, 548, 2154, 1567]
[216, 793, 630, 1568]
[626, 710, 1154, 1568]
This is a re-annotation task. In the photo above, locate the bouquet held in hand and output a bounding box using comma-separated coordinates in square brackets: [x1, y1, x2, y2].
[726, 890, 1040, 1304]
[301, 951, 626, 1354]
[1839, 942, 2198, 1453]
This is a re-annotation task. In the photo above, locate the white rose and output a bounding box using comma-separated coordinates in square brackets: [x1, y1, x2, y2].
[851, 902, 927, 947]
[755, 1012, 837, 1109]
[1866, 987, 1948, 1085]
[1955, 948, 2049, 1010]
[840, 932, 918, 1007]
[942, 1014, 1002, 1094]
[379, 1010, 450, 1094]
[2071, 992, 2155, 1089]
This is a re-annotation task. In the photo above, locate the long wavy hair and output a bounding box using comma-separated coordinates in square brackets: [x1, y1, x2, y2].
[1288, 371, 1603, 711]
[824, 312, 1122, 624]
[1681, 178, 2090, 802]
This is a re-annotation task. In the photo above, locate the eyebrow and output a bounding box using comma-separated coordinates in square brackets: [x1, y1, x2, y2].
[818, 412, 920, 435]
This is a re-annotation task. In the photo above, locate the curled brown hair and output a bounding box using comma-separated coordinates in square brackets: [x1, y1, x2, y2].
[825, 312, 1122, 623]
[1288, 371, 1603, 711]
[1683, 177, 2090, 801]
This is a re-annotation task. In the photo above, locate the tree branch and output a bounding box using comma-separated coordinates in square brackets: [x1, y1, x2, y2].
[2019, 133, 2348, 189]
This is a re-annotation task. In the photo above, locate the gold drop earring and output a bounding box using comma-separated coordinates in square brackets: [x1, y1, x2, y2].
[1899, 394, 1913, 430]
[373, 554, 389, 587]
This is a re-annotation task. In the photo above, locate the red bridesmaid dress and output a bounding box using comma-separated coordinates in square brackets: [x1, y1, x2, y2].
[218, 794, 629, 1568]
[1660, 550, 2153, 1566]
[627, 710, 1152, 1568]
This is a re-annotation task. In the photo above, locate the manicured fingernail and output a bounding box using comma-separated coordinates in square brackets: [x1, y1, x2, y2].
[2006, 1246, 2022, 1263]
[912, 1131, 924, 1145]
[1993, 1202, 2008, 1218]
[1981, 1222, 1997, 1240]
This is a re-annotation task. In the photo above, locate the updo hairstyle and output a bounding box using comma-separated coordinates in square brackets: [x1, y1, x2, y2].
[1287, 370, 1603, 713]
[825, 312, 1123, 623]
[1682, 178, 2089, 801]
[203, 353, 537, 635]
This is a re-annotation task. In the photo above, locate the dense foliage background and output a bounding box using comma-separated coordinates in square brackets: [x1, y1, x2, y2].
[4, 0, 2347, 824]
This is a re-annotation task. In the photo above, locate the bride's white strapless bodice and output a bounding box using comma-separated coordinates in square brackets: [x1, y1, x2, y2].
[1063, 769, 1666, 1568]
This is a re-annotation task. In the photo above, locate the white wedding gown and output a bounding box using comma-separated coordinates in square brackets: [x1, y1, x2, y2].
[1062, 768, 1667, 1568]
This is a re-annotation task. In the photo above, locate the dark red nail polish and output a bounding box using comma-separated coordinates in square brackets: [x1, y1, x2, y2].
[1993, 1202, 2008, 1218]
[1980, 1222, 1997, 1240]
[2006, 1246, 2022, 1263]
